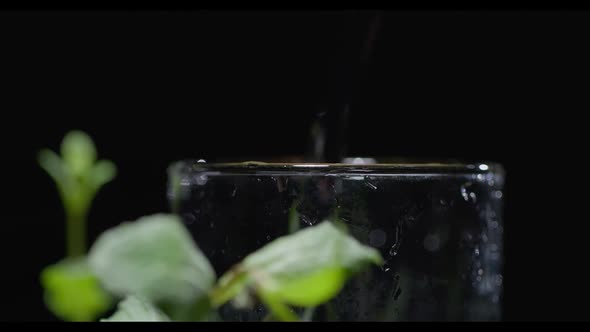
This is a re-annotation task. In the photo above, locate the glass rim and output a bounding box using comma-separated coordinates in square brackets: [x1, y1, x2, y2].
[172, 158, 505, 176]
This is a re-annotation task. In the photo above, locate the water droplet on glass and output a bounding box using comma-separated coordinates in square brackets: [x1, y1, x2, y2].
[439, 199, 447, 206]
[495, 274, 503, 286]
[393, 288, 402, 300]
[182, 213, 196, 225]
[364, 177, 377, 190]
[494, 190, 503, 199]
[195, 174, 208, 186]
[232, 187, 237, 197]
[460, 182, 477, 204]
[369, 229, 387, 247]
[390, 246, 399, 256]
[476, 276, 482, 282]
[423, 233, 441, 252]
[266, 235, 271, 240]
[389, 224, 402, 256]
[474, 248, 480, 256]
[300, 214, 315, 226]
[478, 269, 484, 276]
[257, 178, 262, 182]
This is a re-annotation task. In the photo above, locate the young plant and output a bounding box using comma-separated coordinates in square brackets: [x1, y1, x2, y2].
[39, 131, 384, 322]
[38, 131, 116, 321]
[88, 214, 383, 322]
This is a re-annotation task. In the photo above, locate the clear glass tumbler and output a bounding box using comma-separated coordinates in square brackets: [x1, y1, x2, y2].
[167, 159, 505, 321]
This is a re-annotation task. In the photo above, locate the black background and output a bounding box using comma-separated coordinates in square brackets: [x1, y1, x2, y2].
[0, 10, 586, 321]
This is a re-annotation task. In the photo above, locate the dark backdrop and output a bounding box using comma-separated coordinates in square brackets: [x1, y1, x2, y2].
[0, 10, 586, 321]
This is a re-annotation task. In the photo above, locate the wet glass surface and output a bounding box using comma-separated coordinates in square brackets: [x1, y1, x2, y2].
[168, 161, 504, 321]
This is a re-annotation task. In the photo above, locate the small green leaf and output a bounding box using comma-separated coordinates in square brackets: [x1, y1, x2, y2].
[40, 258, 112, 322]
[269, 267, 347, 306]
[216, 221, 383, 316]
[242, 221, 383, 280]
[61, 130, 97, 177]
[38, 149, 70, 191]
[88, 214, 216, 306]
[101, 296, 170, 322]
[87, 160, 117, 191]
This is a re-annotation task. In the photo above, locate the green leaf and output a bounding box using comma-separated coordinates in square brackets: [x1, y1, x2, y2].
[101, 296, 170, 322]
[38, 149, 70, 192]
[88, 214, 216, 306]
[270, 266, 348, 306]
[40, 258, 113, 322]
[242, 221, 383, 280]
[60, 130, 97, 177]
[87, 160, 117, 191]
[217, 221, 383, 314]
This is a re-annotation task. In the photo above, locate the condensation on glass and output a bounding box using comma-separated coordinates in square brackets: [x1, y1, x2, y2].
[167, 160, 505, 321]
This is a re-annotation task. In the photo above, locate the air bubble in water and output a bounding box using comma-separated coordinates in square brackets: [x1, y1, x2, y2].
[460, 182, 477, 204]
[197, 159, 206, 163]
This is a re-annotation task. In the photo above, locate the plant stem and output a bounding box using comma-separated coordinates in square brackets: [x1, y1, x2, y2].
[256, 289, 298, 322]
[66, 209, 86, 258]
[302, 307, 315, 321]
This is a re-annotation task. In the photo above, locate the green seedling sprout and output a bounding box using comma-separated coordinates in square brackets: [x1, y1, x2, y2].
[38, 130, 116, 257]
[38, 131, 384, 322]
[38, 130, 116, 321]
